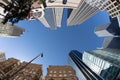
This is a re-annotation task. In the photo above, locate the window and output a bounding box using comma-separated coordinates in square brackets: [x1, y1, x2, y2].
[59, 71, 62, 73]
[59, 74, 62, 77]
[63, 74, 67, 77]
[49, 74, 52, 77]
[54, 71, 56, 73]
[53, 74, 56, 77]
[50, 70, 53, 73]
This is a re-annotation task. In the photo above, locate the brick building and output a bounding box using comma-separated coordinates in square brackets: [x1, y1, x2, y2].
[0, 58, 43, 80]
[45, 65, 78, 80]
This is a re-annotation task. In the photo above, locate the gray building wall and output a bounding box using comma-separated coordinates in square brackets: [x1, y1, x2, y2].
[102, 37, 120, 49]
[95, 16, 120, 37]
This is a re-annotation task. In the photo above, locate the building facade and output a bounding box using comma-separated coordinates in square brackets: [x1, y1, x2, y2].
[0, 58, 43, 80]
[100, 0, 120, 18]
[0, 50, 6, 62]
[46, 0, 81, 9]
[102, 37, 120, 49]
[27, 0, 45, 20]
[82, 48, 120, 80]
[38, 8, 63, 30]
[0, 19, 25, 38]
[95, 16, 120, 37]
[11, 62, 43, 80]
[0, 0, 10, 19]
[0, 58, 21, 79]
[67, 0, 100, 26]
[45, 65, 78, 80]
[85, 0, 120, 18]
[69, 50, 103, 80]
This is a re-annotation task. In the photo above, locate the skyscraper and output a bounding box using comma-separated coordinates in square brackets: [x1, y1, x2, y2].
[95, 16, 120, 37]
[45, 65, 78, 80]
[0, 50, 6, 62]
[46, 0, 81, 9]
[0, 19, 25, 38]
[0, 58, 43, 80]
[102, 37, 120, 49]
[82, 48, 120, 80]
[38, 8, 63, 30]
[85, 0, 120, 18]
[67, 0, 100, 26]
[69, 50, 103, 80]
[99, 0, 120, 18]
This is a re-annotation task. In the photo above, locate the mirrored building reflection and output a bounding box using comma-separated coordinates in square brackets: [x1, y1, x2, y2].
[68, 50, 103, 80]
[83, 48, 120, 80]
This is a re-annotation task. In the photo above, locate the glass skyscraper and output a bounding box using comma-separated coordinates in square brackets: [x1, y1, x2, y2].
[83, 48, 120, 80]
[68, 50, 103, 80]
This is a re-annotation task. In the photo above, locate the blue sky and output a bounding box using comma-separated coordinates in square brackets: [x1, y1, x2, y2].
[0, 9, 110, 75]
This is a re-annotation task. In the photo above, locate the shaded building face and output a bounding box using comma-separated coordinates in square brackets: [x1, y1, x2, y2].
[82, 48, 120, 80]
[102, 37, 120, 49]
[38, 8, 63, 30]
[95, 16, 120, 37]
[45, 65, 78, 80]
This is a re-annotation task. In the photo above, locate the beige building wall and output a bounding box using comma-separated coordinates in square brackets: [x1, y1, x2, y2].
[0, 58, 43, 80]
[45, 65, 78, 80]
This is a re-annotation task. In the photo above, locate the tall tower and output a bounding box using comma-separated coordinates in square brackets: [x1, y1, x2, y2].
[102, 37, 120, 49]
[39, 0, 81, 30]
[38, 8, 64, 30]
[82, 48, 120, 80]
[67, 0, 100, 26]
[69, 50, 103, 80]
[99, 0, 120, 18]
[0, 50, 6, 62]
[45, 65, 78, 80]
[95, 16, 120, 37]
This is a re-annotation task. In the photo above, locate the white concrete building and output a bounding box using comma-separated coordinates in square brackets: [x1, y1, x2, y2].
[67, 0, 100, 26]
[46, 0, 81, 9]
